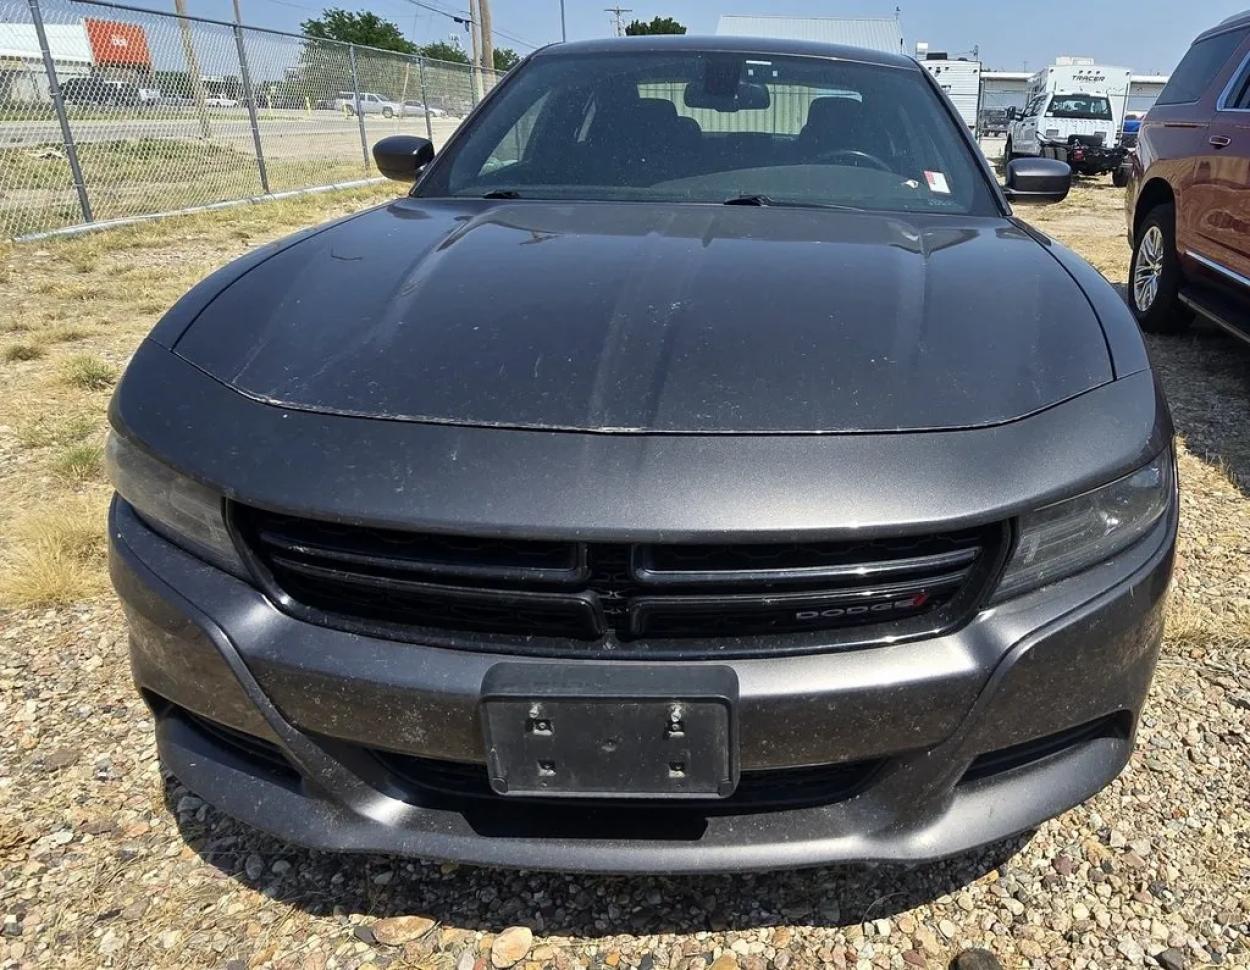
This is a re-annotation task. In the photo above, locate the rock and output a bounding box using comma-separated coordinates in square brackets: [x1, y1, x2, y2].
[271, 860, 291, 876]
[354, 925, 376, 946]
[873, 919, 891, 937]
[44, 747, 80, 770]
[953, 949, 1003, 970]
[491, 926, 533, 968]
[1052, 855, 1074, 876]
[938, 920, 958, 940]
[708, 955, 738, 970]
[1116, 938, 1145, 963]
[902, 950, 926, 967]
[914, 927, 941, 956]
[456, 948, 477, 970]
[372, 915, 436, 946]
[1155, 947, 1186, 970]
[175, 795, 203, 814]
[244, 854, 264, 881]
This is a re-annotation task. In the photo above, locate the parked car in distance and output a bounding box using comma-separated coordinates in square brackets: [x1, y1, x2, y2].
[204, 95, 239, 108]
[1126, 11, 1250, 343]
[978, 106, 1010, 136]
[333, 90, 402, 117]
[402, 99, 447, 118]
[61, 76, 145, 107]
[109, 35, 1176, 875]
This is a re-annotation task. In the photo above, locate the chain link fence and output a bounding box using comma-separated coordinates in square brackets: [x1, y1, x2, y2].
[0, 0, 500, 238]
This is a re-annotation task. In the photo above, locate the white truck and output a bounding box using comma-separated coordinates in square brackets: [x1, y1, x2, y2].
[332, 91, 403, 118]
[1005, 58, 1132, 177]
[915, 44, 982, 130]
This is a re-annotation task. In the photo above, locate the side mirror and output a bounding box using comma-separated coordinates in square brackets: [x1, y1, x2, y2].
[1005, 106, 1017, 121]
[1003, 157, 1071, 205]
[373, 135, 434, 182]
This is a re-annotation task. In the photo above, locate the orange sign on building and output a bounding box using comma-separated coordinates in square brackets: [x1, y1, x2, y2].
[84, 18, 152, 69]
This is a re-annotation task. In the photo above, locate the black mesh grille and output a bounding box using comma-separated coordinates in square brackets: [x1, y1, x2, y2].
[375, 749, 881, 813]
[232, 505, 1001, 655]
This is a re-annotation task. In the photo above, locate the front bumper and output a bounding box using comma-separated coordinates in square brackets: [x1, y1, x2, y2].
[111, 488, 1175, 874]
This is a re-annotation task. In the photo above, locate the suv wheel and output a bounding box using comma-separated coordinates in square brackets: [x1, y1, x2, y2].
[1130, 203, 1192, 333]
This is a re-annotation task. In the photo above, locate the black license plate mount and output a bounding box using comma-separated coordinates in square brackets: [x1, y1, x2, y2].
[480, 663, 739, 799]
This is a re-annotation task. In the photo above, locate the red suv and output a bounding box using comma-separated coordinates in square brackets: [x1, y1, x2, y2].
[1126, 11, 1250, 341]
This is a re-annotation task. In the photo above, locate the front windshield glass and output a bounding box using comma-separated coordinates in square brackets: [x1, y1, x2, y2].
[1045, 95, 1113, 120]
[419, 50, 998, 215]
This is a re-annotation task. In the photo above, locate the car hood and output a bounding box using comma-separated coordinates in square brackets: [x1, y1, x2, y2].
[173, 198, 1112, 434]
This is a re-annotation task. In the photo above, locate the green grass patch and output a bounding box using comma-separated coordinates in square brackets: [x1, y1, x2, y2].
[51, 442, 104, 484]
[60, 354, 118, 390]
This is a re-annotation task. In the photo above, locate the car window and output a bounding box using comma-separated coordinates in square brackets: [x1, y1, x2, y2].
[1046, 95, 1113, 120]
[423, 50, 999, 216]
[1223, 54, 1250, 108]
[1157, 29, 1248, 105]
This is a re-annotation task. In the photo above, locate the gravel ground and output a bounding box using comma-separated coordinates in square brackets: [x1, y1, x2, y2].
[1, 179, 1248, 970]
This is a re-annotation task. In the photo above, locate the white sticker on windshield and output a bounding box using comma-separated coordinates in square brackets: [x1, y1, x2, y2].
[924, 171, 951, 194]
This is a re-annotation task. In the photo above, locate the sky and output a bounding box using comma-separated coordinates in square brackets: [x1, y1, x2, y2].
[141, 0, 1249, 76]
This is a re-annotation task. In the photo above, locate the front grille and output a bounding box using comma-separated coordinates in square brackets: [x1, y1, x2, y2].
[374, 749, 881, 814]
[232, 505, 1003, 656]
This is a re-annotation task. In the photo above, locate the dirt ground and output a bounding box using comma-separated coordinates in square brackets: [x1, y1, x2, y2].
[0, 179, 1247, 970]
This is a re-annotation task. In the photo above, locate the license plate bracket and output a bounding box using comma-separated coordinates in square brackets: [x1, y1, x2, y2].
[480, 663, 739, 799]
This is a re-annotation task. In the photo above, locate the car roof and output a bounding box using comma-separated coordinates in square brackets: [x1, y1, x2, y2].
[1201, 10, 1250, 38]
[532, 34, 918, 71]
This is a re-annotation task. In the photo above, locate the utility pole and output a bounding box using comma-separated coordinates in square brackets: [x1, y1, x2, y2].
[232, 0, 242, 24]
[468, 0, 484, 101]
[604, 6, 631, 36]
[479, 0, 494, 81]
[174, 0, 213, 139]
[559, 0, 566, 41]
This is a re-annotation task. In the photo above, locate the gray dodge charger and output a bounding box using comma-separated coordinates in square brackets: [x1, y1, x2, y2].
[107, 36, 1177, 873]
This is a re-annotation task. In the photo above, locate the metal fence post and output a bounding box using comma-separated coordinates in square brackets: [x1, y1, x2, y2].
[417, 56, 434, 142]
[348, 44, 370, 174]
[27, 0, 92, 223]
[233, 23, 270, 194]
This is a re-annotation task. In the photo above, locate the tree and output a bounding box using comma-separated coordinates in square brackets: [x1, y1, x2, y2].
[300, 9, 416, 53]
[418, 41, 470, 65]
[493, 47, 520, 72]
[624, 16, 686, 35]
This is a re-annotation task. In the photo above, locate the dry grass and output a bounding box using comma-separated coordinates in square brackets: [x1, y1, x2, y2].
[0, 183, 397, 607]
[0, 495, 110, 607]
[4, 343, 44, 362]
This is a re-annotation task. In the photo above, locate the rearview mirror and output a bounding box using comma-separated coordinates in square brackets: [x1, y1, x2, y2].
[1003, 157, 1071, 205]
[373, 135, 434, 182]
[684, 80, 770, 112]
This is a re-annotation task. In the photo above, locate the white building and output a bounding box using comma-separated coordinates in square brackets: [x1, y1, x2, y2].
[0, 22, 92, 102]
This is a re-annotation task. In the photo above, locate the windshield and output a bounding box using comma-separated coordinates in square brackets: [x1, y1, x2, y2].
[1045, 95, 1113, 120]
[419, 50, 998, 215]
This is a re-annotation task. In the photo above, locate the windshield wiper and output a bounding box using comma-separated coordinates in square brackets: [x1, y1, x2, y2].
[722, 194, 865, 212]
[481, 189, 524, 199]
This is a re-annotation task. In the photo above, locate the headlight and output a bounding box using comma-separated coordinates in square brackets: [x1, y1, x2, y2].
[994, 449, 1174, 601]
[106, 432, 247, 577]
